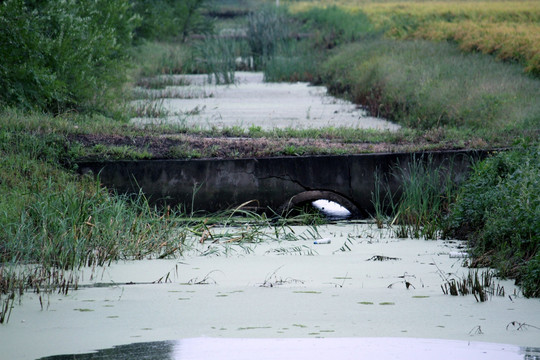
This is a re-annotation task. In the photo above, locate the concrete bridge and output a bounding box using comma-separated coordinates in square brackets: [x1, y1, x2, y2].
[78, 150, 489, 218]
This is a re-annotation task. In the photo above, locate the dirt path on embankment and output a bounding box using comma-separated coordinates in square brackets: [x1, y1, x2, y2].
[71, 132, 482, 160]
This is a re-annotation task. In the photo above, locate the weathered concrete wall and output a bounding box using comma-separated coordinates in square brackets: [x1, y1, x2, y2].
[78, 150, 491, 218]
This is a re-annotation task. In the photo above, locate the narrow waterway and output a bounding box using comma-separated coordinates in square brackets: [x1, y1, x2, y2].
[2, 223, 539, 359]
[131, 72, 401, 131]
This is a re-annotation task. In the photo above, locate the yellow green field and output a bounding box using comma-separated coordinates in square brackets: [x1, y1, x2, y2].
[288, 1, 540, 74]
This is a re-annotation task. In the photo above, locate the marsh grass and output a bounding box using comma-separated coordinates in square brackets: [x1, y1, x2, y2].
[371, 154, 459, 239]
[264, 41, 322, 82]
[131, 98, 170, 118]
[135, 76, 191, 90]
[193, 38, 246, 84]
[132, 86, 212, 100]
[132, 42, 193, 77]
[246, 5, 291, 68]
[440, 269, 505, 302]
[321, 38, 540, 132]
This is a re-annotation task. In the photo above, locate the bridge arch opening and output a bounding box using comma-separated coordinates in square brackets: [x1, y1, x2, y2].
[279, 190, 361, 220]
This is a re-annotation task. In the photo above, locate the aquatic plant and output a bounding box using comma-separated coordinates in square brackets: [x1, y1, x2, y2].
[194, 38, 241, 84]
[259, 266, 305, 287]
[440, 269, 505, 302]
[371, 154, 459, 240]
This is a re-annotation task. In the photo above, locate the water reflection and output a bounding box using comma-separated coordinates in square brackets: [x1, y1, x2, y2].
[38, 338, 540, 360]
[39, 341, 176, 360]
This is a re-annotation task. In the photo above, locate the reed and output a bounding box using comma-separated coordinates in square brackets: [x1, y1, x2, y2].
[371, 154, 459, 239]
[440, 269, 505, 302]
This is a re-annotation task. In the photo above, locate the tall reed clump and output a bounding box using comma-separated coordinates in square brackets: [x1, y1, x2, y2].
[247, 5, 291, 69]
[443, 143, 539, 297]
[440, 269, 505, 302]
[193, 38, 248, 84]
[0, 0, 137, 114]
[263, 41, 321, 83]
[321, 38, 540, 134]
[264, 6, 376, 82]
[372, 155, 459, 239]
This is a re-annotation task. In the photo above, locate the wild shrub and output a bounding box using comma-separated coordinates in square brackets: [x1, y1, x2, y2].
[444, 143, 539, 295]
[0, 0, 137, 113]
[131, 0, 212, 41]
[296, 6, 375, 48]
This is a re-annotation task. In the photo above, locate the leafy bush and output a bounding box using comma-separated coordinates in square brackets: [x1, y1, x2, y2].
[444, 144, 540, 295]
[522, 252, 540, 298]
[0, 0, 137, 113]
[296, 6, 375, 48]
[131, 0, 212, 41]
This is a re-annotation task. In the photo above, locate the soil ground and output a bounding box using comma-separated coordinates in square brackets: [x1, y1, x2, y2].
[72, 132, 463, 160]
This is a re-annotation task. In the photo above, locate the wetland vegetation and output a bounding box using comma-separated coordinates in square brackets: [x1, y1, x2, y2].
[0, 0, 539, 322]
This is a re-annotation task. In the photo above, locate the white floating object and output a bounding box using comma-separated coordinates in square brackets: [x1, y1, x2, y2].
[314, 238, 331, 245]
[449, 251, 468, 258]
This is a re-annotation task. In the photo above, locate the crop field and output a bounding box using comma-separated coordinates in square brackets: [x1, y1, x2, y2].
[288, 0, 540, 75]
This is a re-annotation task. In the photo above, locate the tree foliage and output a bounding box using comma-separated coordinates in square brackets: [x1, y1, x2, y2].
[0, 0, 138, 113]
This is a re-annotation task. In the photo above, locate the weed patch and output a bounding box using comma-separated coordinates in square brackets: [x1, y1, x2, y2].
[444, 143, 540, 296]
[321, 39, 540, 133]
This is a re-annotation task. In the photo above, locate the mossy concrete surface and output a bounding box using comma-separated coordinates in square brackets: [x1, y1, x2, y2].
[78, 149, 489, 217]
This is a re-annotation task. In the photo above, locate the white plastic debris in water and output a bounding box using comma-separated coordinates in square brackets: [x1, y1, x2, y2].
[312, 200, 351, 220]
[313, 238, 331, 245]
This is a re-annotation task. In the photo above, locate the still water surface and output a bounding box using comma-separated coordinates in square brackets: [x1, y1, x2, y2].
[39, 338, 540, 360]
[3, 224, 540, 359]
